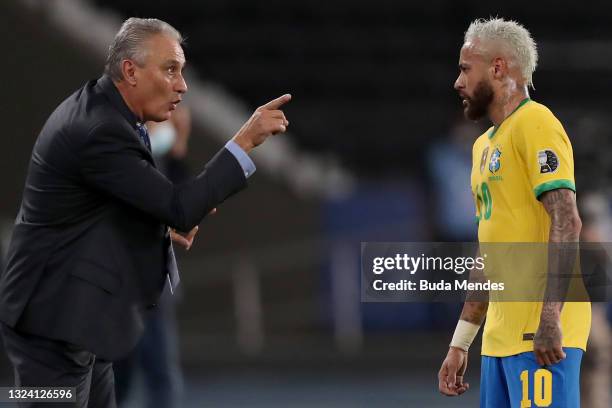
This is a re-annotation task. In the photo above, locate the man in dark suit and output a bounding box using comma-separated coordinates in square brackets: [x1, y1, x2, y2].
[0, 17, 290, 407]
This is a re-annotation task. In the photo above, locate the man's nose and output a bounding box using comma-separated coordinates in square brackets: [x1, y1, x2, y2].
[176, 74, 188, 94]
[454, 75, 463, 91]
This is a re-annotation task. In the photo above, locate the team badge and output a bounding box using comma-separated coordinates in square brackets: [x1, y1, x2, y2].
[480, 147, 489, 174]
[489, 148, 501, 173]
[538, 149, 559, 173]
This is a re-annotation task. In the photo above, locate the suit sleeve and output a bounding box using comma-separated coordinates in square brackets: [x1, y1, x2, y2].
[79, 123, 247, 231]
[513, 108, 576, 199]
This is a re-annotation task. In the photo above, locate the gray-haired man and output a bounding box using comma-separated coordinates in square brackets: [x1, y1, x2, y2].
[0, 17, 290, 407]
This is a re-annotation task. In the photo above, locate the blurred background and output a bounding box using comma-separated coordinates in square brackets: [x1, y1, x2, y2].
[1, 0, 611, 406]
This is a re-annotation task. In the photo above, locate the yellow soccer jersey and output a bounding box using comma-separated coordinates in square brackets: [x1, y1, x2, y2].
[470, 98, 591, 357]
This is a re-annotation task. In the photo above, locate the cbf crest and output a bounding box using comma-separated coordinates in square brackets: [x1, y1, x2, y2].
[489, 148, 501, 173]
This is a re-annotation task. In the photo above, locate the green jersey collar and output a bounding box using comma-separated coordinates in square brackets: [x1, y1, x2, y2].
[488, 98, 531, 139]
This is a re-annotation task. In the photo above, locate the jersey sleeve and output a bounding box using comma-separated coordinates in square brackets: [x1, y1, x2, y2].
[513, 106, 576, 199]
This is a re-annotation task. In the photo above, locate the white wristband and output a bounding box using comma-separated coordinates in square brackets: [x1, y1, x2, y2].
[450, 320, 481, 351]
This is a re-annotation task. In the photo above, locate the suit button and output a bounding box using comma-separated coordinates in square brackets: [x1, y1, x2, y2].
[147, 303, 157, 310]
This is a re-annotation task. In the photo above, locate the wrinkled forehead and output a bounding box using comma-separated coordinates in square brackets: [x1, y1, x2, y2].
[143, 33, 186, 65]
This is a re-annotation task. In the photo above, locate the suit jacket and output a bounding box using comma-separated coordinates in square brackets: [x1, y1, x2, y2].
[0, 75, 246, 360]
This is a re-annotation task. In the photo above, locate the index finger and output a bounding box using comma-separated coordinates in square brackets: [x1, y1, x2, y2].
[260, 94, 292, 110]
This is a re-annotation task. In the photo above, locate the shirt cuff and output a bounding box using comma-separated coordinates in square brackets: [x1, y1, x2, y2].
[224, 140, 256, 179]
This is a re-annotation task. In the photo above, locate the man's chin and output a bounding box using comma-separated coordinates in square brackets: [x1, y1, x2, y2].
[150, 111, 173, 122]
[464, 106, 486, 121]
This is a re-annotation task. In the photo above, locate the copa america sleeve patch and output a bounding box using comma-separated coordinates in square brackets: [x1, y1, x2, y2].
[537, 149, 559, 173]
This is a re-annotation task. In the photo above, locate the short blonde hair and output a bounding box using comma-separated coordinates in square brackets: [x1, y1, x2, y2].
[465, 17, 538, 89]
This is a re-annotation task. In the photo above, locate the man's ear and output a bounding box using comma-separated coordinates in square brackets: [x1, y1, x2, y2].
[491, 57, 506, 80]
[121, 59, 138, 86]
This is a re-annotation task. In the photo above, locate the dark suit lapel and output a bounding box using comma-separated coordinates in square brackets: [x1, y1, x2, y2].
[96, 75, 156, 165]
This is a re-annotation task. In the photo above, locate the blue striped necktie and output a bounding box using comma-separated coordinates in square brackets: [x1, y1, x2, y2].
[166, 230, 180, 294]
[137, 123, 180, 293]
[136, 123, 152, 152]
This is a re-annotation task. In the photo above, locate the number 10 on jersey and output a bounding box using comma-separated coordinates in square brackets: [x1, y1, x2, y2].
[476, 182, 493, 221]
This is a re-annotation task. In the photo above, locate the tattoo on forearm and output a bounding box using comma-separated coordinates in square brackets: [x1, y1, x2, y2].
[540, 189, 581, 243]
[460, 248, 489, 325]
[539, 188, 581, 314]
[460, 301, 488, 325]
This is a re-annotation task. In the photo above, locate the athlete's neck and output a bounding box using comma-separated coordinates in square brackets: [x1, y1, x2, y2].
[488, 88, 530, 127]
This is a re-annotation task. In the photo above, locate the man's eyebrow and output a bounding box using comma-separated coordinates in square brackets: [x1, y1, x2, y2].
[164, 59, 186, 67]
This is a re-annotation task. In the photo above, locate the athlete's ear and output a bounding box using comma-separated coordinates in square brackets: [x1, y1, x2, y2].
[491, 57, 506, 80]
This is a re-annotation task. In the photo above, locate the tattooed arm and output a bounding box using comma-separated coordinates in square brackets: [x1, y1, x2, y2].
[460, 259, 490, 324]
[459, 300, 489, 325]
[534, 188, 582, 366]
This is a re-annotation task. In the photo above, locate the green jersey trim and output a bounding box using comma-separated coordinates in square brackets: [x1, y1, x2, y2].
[488, 98, 532, 140]
[534, 179, 576, 198]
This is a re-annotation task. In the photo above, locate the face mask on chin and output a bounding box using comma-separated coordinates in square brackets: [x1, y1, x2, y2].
[149, 121, 177, 158]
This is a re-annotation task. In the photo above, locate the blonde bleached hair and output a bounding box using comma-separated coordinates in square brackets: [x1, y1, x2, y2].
[465, 17, 538, 89]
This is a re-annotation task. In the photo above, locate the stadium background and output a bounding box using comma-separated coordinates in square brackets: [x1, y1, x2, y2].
[1, 0, 611, 406]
